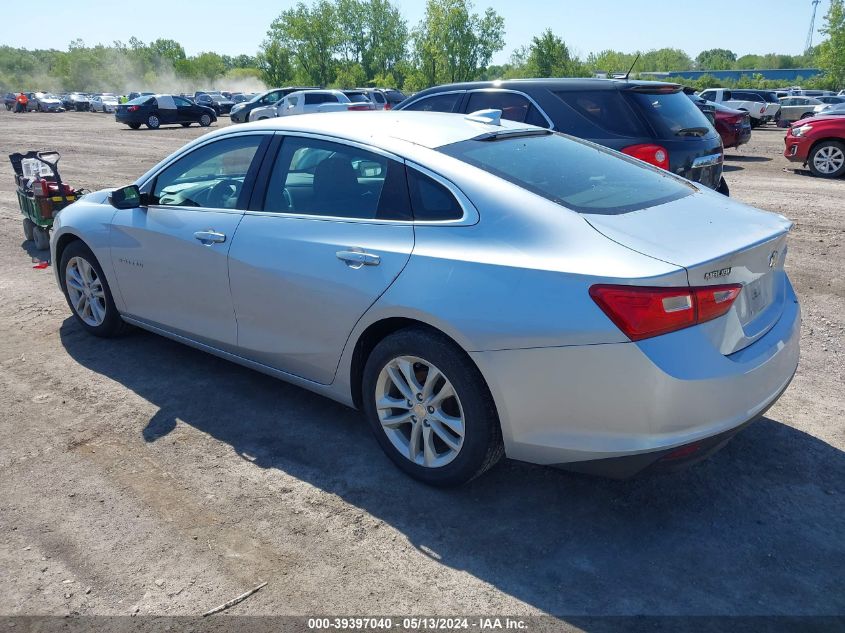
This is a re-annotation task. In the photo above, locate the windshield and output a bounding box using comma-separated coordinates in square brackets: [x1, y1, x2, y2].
[438, 132, 693, 215]
[626, 91, 713, 137]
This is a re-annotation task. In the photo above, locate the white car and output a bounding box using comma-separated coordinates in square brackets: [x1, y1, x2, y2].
[90, 94, 119, 113]
[698, 88, 769, 127]
[248, 90, 352, 121]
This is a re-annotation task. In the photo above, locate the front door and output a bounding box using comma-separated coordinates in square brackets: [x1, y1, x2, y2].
[110, 134, 268, 350]
[228, 135, 415, 384]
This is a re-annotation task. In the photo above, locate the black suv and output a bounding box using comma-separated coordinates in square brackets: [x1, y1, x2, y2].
[396, 79, 727, 194]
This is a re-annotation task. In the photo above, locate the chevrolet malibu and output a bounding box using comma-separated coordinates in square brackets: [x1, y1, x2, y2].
[51, 111, 801, 486]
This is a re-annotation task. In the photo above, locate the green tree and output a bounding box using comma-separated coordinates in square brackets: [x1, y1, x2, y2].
[585, 49, 637, 74]
[412, 0, 505, 87]
[520, 29, 589, 77]
[817, 0, 845, 88]
[695, 48, 736, 70]
[639, 48, 692, 72]
[266, 0, 340, 86]
[257, 38, 294, 87]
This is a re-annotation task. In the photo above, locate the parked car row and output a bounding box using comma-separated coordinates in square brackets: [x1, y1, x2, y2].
[229, 87, 407, 123]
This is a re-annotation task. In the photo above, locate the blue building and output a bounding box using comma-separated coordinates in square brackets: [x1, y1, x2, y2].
[638, 68, 824, 82]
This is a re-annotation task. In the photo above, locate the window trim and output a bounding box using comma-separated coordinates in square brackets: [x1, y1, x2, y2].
[464, 88, 554, 129]
[242, 131, 478, 226]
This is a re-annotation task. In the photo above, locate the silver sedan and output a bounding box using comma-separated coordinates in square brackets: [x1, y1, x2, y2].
[51, 111, 800, 485]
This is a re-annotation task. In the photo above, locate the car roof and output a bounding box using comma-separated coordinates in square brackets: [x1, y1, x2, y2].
[409, 77, 679, 95]
[230, 110, 538, 150]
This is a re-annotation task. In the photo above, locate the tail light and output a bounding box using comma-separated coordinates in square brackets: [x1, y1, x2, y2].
[621, 144, 670, 170]
[347, 105, 370, 111]
[589, 284, 742, 341]
[384, 102, 392, 110]
[128, 105, 139, 112]
[760, 105, 766, 115]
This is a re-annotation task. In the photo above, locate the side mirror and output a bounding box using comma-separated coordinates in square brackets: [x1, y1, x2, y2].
[109, 184, 143, 209]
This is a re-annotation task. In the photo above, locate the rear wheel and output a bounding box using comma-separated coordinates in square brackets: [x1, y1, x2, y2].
[800, 112, 814, 120]
[59, 241, 128, 337]
[22, 218, 35, 241]
[31, 225, 49, 251]
[128, 122, 141, 129]
[181, 122, 191, 127]
[146, 114, 160, 129]
[199, 114, 212, 127]
[362, 328, 503, 486]
[808, 140, 845, 178]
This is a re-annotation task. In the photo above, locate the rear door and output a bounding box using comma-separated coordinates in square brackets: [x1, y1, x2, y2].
[227, 134, 414, 384]
[156, 94, 179, 125]
[110, 133, 270, 350]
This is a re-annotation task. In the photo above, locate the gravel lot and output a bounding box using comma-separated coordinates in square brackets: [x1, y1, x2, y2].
[0, 110, 843, 626]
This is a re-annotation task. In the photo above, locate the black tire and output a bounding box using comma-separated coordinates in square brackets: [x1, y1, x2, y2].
[146, 114, 161, 129]
[23, 217, 35, 241]
[716, 176, 730, 196]
[31, 225, 50, 251]
[800, 112, 813, 120]
[181, 122, 191, 127]
[807, 140, 845, 179]
[59, 240, 129, 338]
[128, 122, 141, 130]
[362, 328, 504, 486]
[199, 113, 212, 127]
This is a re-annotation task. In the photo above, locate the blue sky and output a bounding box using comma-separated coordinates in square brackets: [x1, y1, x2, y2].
[0, 0, 832, 64]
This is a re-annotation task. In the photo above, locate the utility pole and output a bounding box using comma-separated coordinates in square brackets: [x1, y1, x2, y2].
[805, 0, 821, 53]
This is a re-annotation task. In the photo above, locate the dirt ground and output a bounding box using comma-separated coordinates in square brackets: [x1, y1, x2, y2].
[0, 110, 843, 627]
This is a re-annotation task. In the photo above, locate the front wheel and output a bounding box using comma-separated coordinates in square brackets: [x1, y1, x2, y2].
[362, 328, 504, 486]
[146, 114, 160, 129]
[59, 241, 128, 337]
[808, 140, 845, 178]
[199, 114, 212, 127]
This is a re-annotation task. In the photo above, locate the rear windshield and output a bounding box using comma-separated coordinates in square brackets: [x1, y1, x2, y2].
[554, 90, 647, 136]
[626, 91, 713, 137]
[127, 96, 154, 106]
[438, 132, 693, 215]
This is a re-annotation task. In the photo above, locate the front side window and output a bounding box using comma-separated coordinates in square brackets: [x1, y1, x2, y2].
[263, 137, 411, 220]
[403, 92, 462, 113]
[699, 90, 715, 101]
[438, 132, 693, 215]
[152, 136, 264, 209]
[173, 97, 191, 107]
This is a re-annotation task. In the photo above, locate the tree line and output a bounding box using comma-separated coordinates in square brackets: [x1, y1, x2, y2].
[1, 0, 843, 93]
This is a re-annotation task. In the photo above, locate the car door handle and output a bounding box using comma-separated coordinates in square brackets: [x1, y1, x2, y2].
[336, 250, 381, 268]
[194, 230, 226, 244]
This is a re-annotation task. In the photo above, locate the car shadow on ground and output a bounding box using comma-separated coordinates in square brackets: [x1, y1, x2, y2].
[725, 155, 772, 163]
[20, 239, 49, 261]
[722, 165, 744, 173]
[58, 320, 845, 618]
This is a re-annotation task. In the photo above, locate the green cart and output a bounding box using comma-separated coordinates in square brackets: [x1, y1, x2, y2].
[10, 151, 81, 251]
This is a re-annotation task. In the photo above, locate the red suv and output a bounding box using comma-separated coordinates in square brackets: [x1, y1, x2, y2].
[784, 115, 845, 178]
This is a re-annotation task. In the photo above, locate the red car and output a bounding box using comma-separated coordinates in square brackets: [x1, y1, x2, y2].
[714, 102, 752, 149]
[784, 115, 845, 178]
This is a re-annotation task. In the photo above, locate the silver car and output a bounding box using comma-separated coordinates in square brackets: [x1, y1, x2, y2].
[51, 111, 801, 485]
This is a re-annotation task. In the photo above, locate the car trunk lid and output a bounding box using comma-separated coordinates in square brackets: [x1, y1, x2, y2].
[584, 191, 792, 354]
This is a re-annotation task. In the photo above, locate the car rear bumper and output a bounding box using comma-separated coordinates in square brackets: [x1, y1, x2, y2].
[470, 278, 801, 475]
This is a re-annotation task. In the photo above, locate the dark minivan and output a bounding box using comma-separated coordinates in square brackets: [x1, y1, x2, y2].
[396, 79, 727, 194]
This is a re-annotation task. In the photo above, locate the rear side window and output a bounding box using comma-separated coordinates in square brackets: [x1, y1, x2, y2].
[553, 90, 647, 136]
[699, 90, 716, 101]
[407, 169, 463, 221]
[625, 91, 713, 137]
[262, 136, 411, 221]
[403, 92, 462, 113]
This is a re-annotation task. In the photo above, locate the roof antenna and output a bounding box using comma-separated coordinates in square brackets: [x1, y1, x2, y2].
[623, 53, 640, 81]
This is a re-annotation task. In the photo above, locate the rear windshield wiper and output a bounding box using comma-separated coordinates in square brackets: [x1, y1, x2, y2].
[675, 127, 709, 137]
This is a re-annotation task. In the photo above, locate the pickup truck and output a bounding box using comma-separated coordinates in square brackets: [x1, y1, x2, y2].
[699, 88, 770, 127]
[248, 90, 352, 121]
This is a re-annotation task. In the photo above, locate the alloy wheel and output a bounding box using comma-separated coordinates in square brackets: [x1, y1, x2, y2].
[813, 146, 845, 174]
[65, 256, 107, 327]
[375, 356, 465, 468]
